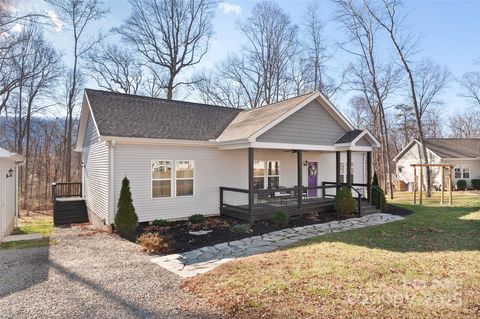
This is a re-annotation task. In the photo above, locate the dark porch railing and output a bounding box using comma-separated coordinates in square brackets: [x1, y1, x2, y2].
[220, 184, 339, 222]
[220, 182, 368, 221]
[52, 182, 83, 204]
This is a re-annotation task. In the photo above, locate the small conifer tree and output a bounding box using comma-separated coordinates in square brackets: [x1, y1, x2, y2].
[372, 172, 379, 187]
[115, 176, 138, 237]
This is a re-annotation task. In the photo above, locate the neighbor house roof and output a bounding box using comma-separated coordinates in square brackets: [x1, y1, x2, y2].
[394, 138, 480, 161]
[85, 89, 242, 141]
[424, 138, 480, 158]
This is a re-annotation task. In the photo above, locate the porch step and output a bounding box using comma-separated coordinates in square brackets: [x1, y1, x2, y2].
[53, 199, 88, 226]
[358, 200, 381, 216]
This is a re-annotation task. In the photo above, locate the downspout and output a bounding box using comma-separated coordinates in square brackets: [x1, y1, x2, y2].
[108, 139, 116, 225]
[15, 160, 25, 228]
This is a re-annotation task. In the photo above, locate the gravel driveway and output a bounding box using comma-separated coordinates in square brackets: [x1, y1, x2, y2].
[0, 227, 222, 318]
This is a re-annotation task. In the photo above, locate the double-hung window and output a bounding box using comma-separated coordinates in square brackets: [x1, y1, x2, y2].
[267, 161, 280, 189]
[152, 160, 195, 198]
[253, 161, 265, 190]
[340, 161, 354, 183]
[455, 166, 470, 179]
[152, 160, 172, 198]
[253, 160, 280, 189]
[176, 160, 194, 196]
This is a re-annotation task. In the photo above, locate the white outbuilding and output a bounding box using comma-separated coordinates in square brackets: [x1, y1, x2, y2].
[0, 147, 24, 242]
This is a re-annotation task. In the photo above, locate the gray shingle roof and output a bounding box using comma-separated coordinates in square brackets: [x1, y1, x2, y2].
[424, 138, 480, 158]
[86, 89, 242, 141]
[335, 129, 363, 144]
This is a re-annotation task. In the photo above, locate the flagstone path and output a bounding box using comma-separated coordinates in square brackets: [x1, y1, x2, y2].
[151, 213, 404, 278]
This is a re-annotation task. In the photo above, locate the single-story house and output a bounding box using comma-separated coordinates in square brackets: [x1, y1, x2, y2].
[0, 147, 24, 242]
[75, 89, 380, 224]
[393, 138, 480, 190]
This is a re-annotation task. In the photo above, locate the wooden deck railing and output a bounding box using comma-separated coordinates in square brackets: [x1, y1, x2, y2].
[52, 182, 83, 203]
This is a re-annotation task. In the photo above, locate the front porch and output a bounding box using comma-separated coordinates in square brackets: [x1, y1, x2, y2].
[220, 148, 373, 223]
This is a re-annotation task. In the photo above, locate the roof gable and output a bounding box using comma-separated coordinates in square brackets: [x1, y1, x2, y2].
[256, 99, 348, 145]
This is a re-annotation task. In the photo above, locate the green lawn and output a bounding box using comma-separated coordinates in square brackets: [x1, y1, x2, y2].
[0, 214, 53, 250]
[184, 192, 480, 318]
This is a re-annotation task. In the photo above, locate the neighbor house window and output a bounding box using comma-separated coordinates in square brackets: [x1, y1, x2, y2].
[152, 160, 172, 198]
[253, 161, 265, 190]
[462, 166, 470, 179]
[454, 166, 470, 179]
[176, 160, 194, 196]
[340, 161, 354, 183]
[267, 161, 280, 189]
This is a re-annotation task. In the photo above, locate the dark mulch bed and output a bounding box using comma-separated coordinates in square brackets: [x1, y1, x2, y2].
[136, 211, 350, 255]
[383, 204, 413, 217]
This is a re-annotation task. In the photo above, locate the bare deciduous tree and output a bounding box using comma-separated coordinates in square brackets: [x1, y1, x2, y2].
[239, 1, 298, 105]
[46, 0, 108, 182]
[334, 0, 400, 198]
[114, 0, 215, 99]
[449, 107, 480, 138]
[460, 57, 480, 107]
[363, 0, 449, 197]
[86, 43, 142, 94]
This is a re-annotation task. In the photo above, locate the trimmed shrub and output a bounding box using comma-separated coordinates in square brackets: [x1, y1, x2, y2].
[471, 179, 480, 190]
[137, 233, 170, 254]
[372, 172, 380, 187]
[272, 209, 288, 225]
[115, 176, 138, 238]
[371, 185, 386, 210]
[457, 179, 467, 191]
[152, 219, 170, 227]
[188, 214, 206, 224]
[231, 223, 252, 234]
[334, 187, 356, 216]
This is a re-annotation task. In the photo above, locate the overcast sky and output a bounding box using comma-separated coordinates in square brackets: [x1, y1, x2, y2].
[20, 0, 480, 120]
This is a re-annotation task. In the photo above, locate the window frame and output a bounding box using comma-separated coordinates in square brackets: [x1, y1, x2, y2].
[253, 160, 281, 189]
[267, 160, 280, 189]
[454, 165, 470, 179]
[175, 160, 195, 197]
[151, 160, 173, 199]
[340, 161, 354, 184]
[462, 165, 470, 179]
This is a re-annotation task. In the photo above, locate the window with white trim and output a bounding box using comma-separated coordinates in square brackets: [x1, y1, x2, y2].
[340, 161, 354, 183]
[253, 160, 281, 189]
[152, 160, 172, 198]
[454, 166, 470, 179]
[253, 161, 265, 190]
[176, 160, 194, 196]
[267, 161, 280, 189]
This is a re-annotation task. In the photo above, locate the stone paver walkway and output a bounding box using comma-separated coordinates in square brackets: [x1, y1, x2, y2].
[151, 213, 404, 278]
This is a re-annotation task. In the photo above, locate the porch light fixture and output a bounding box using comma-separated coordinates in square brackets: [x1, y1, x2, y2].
[6, 168, 13, 178]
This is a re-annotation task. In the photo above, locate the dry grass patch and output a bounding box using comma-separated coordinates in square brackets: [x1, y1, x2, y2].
[184, 194, 480, 318]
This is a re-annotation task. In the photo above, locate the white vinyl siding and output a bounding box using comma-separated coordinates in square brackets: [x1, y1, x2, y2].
[114, 144, 248, 222]
[0, 158, 17, 241]
[82, 113, 109, 222]
[113, 145, 367, 222]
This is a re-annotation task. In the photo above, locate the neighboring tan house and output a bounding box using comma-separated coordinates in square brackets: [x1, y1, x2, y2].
[0, 147, 24, 242]
[393, 138, 480, 190]
[74, 89, 380, 225]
